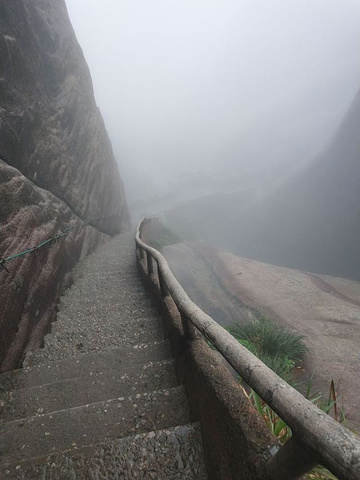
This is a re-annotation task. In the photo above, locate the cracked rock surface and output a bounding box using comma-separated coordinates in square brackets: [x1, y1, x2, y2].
[0, 233, 208, 479]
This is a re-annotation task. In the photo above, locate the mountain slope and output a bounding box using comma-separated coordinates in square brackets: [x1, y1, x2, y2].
[165, 87, 360, 280]
[233, 87, 360, 279]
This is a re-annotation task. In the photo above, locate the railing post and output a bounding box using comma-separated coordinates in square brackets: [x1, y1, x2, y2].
[158, 268, 169, 298]
[139, 246, 145, 260]
[180, 311, 197, 340]
[146, 251, 154, 276]
[264, 435, 318, 480]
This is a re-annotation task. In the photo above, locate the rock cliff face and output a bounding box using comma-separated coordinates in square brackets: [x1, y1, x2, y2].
[0, 0, 130, 370]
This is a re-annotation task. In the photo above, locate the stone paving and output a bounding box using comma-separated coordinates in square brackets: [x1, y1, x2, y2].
[0, 233, 208, 479]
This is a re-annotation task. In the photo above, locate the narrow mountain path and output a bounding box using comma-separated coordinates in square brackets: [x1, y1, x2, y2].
[0, 233, 208, 479]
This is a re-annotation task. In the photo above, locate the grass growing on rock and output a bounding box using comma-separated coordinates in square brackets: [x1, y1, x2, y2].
[227, 314, 307, 382]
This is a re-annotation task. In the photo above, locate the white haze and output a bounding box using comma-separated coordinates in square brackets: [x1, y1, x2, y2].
[65, 0, 360, 204]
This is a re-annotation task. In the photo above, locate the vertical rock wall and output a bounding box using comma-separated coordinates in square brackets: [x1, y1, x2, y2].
[0, 0, 130, 370]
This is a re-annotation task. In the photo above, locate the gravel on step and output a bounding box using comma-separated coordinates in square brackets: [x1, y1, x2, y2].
[1, 423, 208, 480]
[0, 359, 177, 422]
[1, 340, 172, 392]
[34, 315, 165, 362]
[0, 232, 209, 479]
[0, 386, 189, 465]
[22, 234, 164, 367]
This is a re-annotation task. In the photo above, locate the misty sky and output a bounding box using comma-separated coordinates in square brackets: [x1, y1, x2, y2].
[65, 0, 360, 202]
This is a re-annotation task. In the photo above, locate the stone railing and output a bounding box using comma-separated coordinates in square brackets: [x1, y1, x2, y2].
[135, 217, 360, 480]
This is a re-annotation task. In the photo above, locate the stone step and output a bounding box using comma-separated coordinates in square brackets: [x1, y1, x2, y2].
[74, 275, 140, 284]
[72, 266, 140, 279]
[61, 306, 159, 324]
[0, 386, 190, 465]
[53, 301, 158, 327]
[28, 315, 167, 364]
[36, 315, 165, 363]
[60, 290, 148, 307]
[1, 340, 172, 392]
[1, 423, 208, 479]
[59, 293, 151, 311]
[61, 274, 144, 290]
[50, 311, 161, 338]
[0, 359, 177, 422]
[58, 301, 154, 320]
[80, 276, 142, 285]
[67, 274, 143, 293]
[55, 300, 158, 325]
[51, 308, 161, 332]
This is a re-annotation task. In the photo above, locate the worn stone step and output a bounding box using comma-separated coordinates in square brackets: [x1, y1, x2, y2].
[53, 300, 157, 326]
[51, 308, 161, 332]
[58, 300, 154, 319]
[1, 359, 177, 422]
[51, 311, 162, 338]
[58, 292, 149, 310]
[60, 305, 159, 324]
[57, 299, 158, 318]
[73, 265, 139, 279]
[59, 293, 150, 311]
[62, 273, 144, 289]
[1, 340, 172, 392]
[74, 270, 140, 279]
[23, 313, 168, 370]
[69, 271, 141, 288]
[0, 386, 189, 465]
[68, 270, 148, 285]
[1, 423, 208, 479]
[37, 315, 165, 363]
[61, 306, 158, 324]
[61, 290, 149, 306]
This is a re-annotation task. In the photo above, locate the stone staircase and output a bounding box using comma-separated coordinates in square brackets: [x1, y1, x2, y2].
[0, 233, 208, 479]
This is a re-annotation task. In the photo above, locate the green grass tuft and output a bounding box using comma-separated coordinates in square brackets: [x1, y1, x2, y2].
[227, 314, 307, 374]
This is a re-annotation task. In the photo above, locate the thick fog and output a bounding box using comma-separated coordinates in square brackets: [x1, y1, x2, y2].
[66, 0, 360, 206]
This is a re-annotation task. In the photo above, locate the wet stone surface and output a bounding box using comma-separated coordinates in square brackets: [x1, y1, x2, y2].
[24, 234, 163, 365]
[0, 359, 177, 422]
[0, 341, 172, 393]
[2, 424, 208, 480]
[1, 387, 190, 464]
[0, 233, 208, 479]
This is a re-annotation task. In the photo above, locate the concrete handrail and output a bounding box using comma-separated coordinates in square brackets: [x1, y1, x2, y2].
[135, 218, 360, 480]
